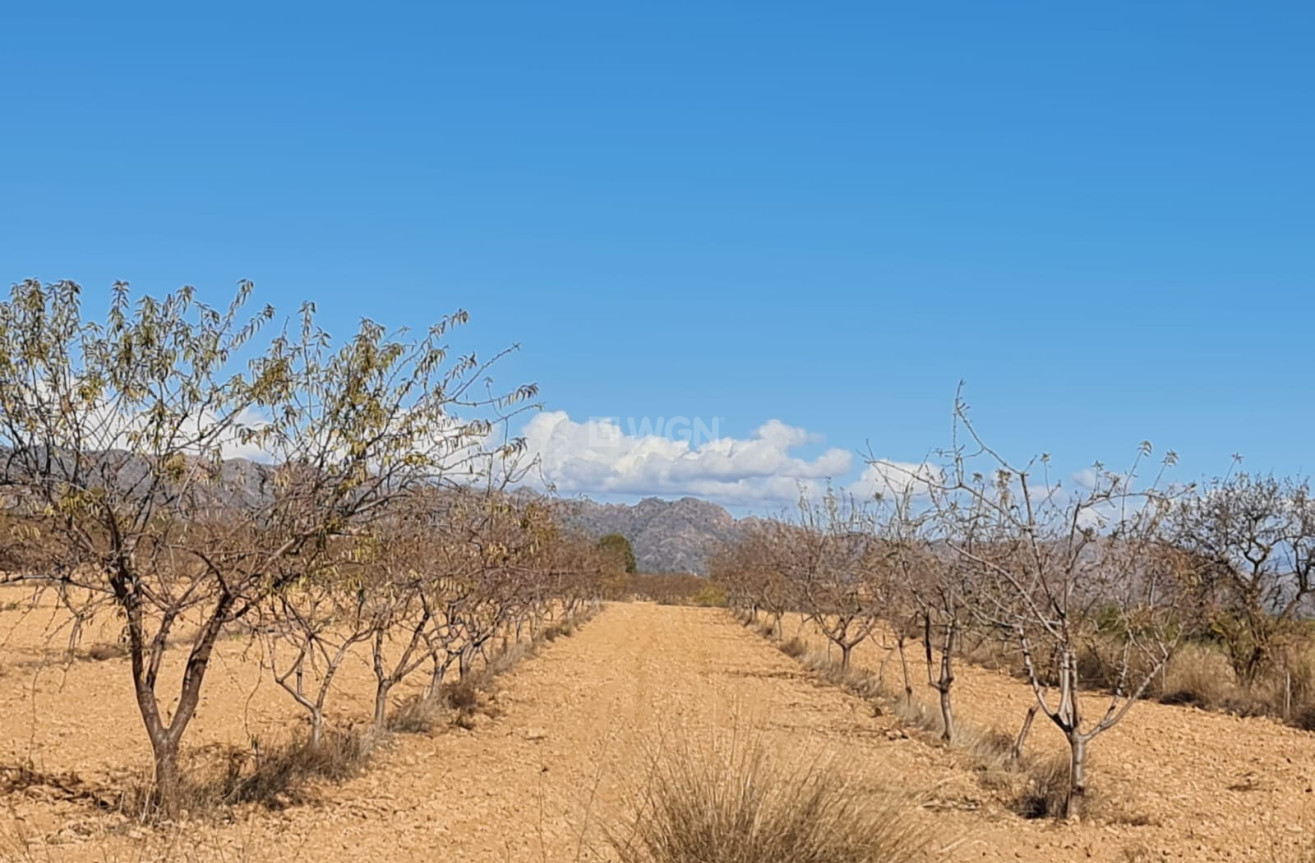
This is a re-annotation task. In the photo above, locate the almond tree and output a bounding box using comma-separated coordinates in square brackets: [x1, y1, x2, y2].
[789, 492, 881, 672]
[942, 397, 1183, 819]
[0, 279, 535, 816]
[872, 486, 965, 741]
[263, 548, 374, 747]
[1169, 471, 1315, 685]
[709, 520, 795, 638]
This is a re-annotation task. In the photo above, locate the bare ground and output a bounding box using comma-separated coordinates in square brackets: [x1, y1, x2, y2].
[0, 601, 1309, 861]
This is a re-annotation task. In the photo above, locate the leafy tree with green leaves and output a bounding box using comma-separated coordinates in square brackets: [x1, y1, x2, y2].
[0, 279, 535, 817]
[599, 532, 637, 574]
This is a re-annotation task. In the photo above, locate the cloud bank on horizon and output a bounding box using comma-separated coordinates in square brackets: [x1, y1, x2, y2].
[519, 410, 937, 508]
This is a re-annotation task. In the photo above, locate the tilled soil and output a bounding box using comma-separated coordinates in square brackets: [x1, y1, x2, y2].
[0, 602, 1308, 862]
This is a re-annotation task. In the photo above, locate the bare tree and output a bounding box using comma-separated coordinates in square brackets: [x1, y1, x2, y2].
[788, 491, 881, 672]
[940, 395, 1183, 819]
[263, 549, 374, 746]
[709, 520, 796, 638]
[873, 486, 966, 742]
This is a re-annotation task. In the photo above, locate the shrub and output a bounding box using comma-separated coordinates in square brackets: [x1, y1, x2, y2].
[691, 583, 728, 607]
[1157, 643, 1236, 708]
[599, 533, 638, 574]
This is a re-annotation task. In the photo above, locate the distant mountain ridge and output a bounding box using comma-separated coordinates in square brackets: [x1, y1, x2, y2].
[562, 496, 745, 575]
[1, 448, 743, 576]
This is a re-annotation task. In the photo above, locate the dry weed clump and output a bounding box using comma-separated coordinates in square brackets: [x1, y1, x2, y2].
[217, 729, 372, 808]
[79, 641, 130, 662]
[0, 763, 110, 809]
[113, 729, 376, 818]
[1151, 640, 1315, 729]
[608, 738, 932, 863]
[1009, 752, 1091, 820]
[387, 693, 448, 734]
[1157, 643, 1238, 708]
[777, 636, 808, 659]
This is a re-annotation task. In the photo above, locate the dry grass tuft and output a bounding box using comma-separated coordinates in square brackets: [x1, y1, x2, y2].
[0, 763, 112, 811]
[80, 641, 129, 662]
[541, 617, 578, 642]
[952, 723, 1016, 768]
[777, 636, 808, 659]
[1291, 706, 1315, 732]
[1010, 752, 1071, 819]
[609, 738, 932, 863]
[388, 693, 447, 734]
[886, 693, 941, 735]
[114, 729, 375, 819]
[441, 678, 481, 712]
[1008, 752, 1105, 821]
[217, 729, 371, 808]
[1157, 643, 1237, 708]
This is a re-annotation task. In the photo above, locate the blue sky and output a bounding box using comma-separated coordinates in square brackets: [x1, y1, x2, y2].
[3, 2, 1312, 510]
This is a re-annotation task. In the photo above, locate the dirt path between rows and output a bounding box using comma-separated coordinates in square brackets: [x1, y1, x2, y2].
[4, 603, 1307, 862]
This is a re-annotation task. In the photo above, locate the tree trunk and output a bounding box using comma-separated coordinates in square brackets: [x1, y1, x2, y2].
[373, 680, 391, 730]
[150, 735, 182, 819]
[938, 680, 954, 742]
[1012, 704, 1037, 760]
[897, 637, 914, 704]
[839, 643, 852, 671]
[1065, 732, 1088, 820]
[937, 620, 956, 742]
[310, 710, 324, 748]
[122, 584, 232, 819]
[426, 657, 447, 700]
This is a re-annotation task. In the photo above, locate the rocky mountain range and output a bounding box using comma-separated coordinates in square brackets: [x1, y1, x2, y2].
[2, 446, 743, 576]
[561, 496, 746, 575]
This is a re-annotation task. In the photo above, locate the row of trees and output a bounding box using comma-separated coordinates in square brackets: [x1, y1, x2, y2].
[0, 280, 611, 817]
[713, 395, 1315, 819]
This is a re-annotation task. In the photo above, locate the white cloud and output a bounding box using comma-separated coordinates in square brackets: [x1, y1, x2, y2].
[16, 378, 274, 463]
[520, 411, 853, 506]
[849, 459, 944, 500]
[1072, 467, 1099, 490]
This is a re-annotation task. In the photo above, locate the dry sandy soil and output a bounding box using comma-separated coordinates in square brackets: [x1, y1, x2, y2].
[0, 598, 1311, 862]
